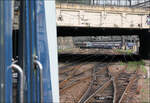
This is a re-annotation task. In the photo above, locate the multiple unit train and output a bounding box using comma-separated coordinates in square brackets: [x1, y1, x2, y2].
[75, 41, 136, 49]
[75, 41, 122, 49]
[74, 36, 138, 49]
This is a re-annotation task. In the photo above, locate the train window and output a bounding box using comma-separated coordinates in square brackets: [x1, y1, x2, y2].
[12, 1, 20, 102]
[13, 30, 19, 59]
[13, 0, 20, 60]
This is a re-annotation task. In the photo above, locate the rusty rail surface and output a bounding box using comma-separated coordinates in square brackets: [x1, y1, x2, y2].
[84, 79, 113, 103]
[78, 56, 116, 103]
[113, 66, 140, 103]
[60, 76, 91, 94]
[118, 67, 140, 103]
[119, 75, 137, 103]
[60, 54, 141, 103]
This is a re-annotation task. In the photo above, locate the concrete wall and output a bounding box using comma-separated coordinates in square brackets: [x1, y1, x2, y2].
[56, 3, 149, 28]
[58, 37, 75, 50]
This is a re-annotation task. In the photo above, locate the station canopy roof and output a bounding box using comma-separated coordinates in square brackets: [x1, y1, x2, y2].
[56, 0, 150, 9]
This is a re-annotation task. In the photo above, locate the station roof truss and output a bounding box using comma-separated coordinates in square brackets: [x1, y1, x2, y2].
[131, 0, 150, 9]
[56, 0, 150, 9]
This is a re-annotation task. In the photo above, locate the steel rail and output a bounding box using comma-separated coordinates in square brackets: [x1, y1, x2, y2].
[60, 76, 91, 94]
[112, 65, 128, 103]
[118, 66, 140, 103]
[78, 55, 116, 103]
[60, 54, 108, 74]
[59, 51, 108, 71]
[59, 56, 108, 88]
[83, 79, 113, 103]
[118, 75, 137, 103]
[84, 64, 127, 103]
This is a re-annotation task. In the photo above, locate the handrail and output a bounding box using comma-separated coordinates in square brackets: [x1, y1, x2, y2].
[10, 63, 24, 103]
[34, 59, 43, 103]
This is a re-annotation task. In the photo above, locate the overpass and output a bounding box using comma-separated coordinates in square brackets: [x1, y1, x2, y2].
[13, 2, 150, 58]
[56, 3, 150, 58]
[14, 3, 150, 35]
[56, 3, 150, 36]
[56, 3, 149, 29]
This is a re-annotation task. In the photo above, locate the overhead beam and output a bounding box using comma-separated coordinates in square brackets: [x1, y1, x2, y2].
[57, 26, 149, 36]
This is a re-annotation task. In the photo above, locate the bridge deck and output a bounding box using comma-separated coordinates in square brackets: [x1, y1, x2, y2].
[56, 3, 150, 29]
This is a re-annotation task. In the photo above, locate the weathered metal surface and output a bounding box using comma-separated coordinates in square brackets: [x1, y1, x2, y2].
[0, 1, 13, 102]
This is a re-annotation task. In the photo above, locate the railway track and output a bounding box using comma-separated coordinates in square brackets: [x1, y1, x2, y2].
[59, 55, 108, 88]
[113, 71, 137, 103]
[78, 66, 139, 103]
[78, 56, 115, 103]
[78, 64, 112, 103]
[59, 54, 140, 103]
[59, 54, 109, 102]
[117, 67, 140, 103]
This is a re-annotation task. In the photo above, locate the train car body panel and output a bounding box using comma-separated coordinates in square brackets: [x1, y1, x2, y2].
[36, 1, 55, 102]
[0, 0, 59, 102]
[44, 1, 60, 102]
[19, 0, 59, 103]
[0, 1, 13, 102]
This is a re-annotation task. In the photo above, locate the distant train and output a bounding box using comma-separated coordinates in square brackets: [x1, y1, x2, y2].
[73, 35, 138, 49]
[75, 41, 122, 49]
[75, 41, 136, 49]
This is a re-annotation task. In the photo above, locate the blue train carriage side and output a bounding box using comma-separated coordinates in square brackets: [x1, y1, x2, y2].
[74, 41, 122, 49]
[0, 0, 59, 103]
[127, 42, 136, 49]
